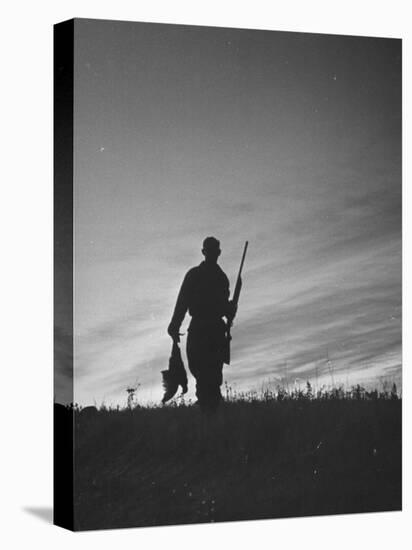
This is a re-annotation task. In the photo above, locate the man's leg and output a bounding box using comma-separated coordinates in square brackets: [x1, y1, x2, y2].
[186, 327, 204, 407]
[187, 322, 225, 412]
[195, 362, 223, 412]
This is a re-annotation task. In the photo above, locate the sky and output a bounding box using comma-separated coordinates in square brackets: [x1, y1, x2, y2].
[55, 19, 401, 406]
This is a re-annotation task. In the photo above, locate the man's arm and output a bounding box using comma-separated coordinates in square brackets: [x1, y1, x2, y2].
[167, 272, 191, 343]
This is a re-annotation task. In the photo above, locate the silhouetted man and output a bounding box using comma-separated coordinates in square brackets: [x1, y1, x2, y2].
[168, 237, 236, 411]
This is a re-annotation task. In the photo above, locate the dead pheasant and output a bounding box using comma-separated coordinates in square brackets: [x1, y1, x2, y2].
[161, 341, 188, 403]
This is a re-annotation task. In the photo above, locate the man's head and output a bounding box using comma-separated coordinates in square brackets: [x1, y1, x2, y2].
[202, 236, 221, 263]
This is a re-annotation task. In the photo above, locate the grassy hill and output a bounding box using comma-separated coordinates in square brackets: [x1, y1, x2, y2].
[69, 389, 401, 530]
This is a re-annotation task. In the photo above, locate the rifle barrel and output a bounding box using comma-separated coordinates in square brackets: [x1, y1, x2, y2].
[236, 241, 248, 283]
[232, 241, 248, 306]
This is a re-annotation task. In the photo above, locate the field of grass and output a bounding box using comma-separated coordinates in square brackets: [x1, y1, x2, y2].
[70, 389, 401, 531]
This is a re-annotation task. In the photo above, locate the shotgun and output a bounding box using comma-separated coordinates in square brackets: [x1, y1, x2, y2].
[224, 241, 248, 365]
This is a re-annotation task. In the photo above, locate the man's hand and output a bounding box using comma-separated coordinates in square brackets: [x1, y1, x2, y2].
[167, 322, 181, 344]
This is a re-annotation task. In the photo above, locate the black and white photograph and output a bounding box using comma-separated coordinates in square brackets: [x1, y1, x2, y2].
[53, 17, 402, 531]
